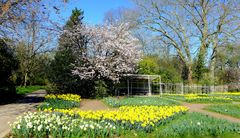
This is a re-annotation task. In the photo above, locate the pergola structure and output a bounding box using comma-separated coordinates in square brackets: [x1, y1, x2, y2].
[118, 74, 162, 96]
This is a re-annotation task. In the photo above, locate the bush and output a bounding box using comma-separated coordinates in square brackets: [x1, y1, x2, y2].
[94, 80, 108, 98]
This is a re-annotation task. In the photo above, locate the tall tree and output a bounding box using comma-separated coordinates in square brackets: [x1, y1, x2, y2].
[48, 8, 87, 93]
[15, 3, 54, 87]
[134, 0, 240, 84]
[215, 43, 240, 84]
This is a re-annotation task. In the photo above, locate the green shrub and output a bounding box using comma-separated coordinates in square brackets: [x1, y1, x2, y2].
[94, 80, 108, 98]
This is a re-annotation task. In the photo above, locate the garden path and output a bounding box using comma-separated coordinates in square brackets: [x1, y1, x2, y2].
[79, 99, 112, 110]
[0, 90, 46, 138]
[182, 102, 240, 123]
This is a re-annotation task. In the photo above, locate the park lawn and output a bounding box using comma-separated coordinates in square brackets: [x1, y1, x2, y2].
[123, 112, 240, 138]
[103, 96, 180, 107]
[16, 85, 46, 95]
[205, 104, 240, 119]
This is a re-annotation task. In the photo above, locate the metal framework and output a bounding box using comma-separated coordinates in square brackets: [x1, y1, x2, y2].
[119, 74, 162, 96]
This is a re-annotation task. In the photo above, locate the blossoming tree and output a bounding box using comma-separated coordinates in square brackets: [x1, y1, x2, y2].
[68, 23, 142, 82]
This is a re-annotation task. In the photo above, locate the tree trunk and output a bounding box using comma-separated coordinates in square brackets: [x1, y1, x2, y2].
[209, 58, 215, 85]
[187, 64, 193, 85]
[24, 72, 28, 88]
[209, 34, 219, 86]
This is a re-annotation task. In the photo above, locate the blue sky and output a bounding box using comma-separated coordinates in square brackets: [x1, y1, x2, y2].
[59, 0, 135, 25]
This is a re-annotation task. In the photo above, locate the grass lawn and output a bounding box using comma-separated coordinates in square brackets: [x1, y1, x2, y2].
[123, 112, 240, 138]
[205, 104, 240, 119]
[103, 96, 179, 107]
[16, 85, 46, 95]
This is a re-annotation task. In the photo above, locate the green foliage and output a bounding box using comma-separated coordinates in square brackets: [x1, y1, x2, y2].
[205, 104, 240, 118]
[193, 52, 208, 82]
[94, 80, 108, 98]
[215, 44, 240, 84]
[66, 8, 84, 28]
[14, 42, 51, 86]
[16, 85, 46, 95]
[138, 56, 159, 75]
[0, 39, 18, 100]
[138, 55, 182, 83]
[48, 48, 78, 93]
[157, 112, 240, 138]
[103, 96, 179, 107]
[47, 8, 88, 95]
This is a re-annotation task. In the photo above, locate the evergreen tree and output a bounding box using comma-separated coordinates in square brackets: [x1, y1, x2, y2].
[48, 8, 90, 95]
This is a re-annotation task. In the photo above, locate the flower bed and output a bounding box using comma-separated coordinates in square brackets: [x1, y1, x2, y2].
[11, 112, 116, 138]
[164, 94, 233, 103]
[209, 92, 240, 102]
[45, 105, 188, 132]
[38, 94, 81, 110]
[185, 95, 232, 103]
[45, 94, 81, 102]
[11, 105, 188, 137]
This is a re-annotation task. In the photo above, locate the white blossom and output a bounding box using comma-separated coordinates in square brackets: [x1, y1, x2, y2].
[68, 23, 142, 82]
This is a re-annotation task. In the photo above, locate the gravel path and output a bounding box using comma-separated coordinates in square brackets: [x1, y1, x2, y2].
[182, 102, 240, 123]
[0, 90, 46, 138]
[79, 99, 112, 110]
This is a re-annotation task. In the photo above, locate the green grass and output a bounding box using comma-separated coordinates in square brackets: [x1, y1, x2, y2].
[205, 104, 240, 119]
[103, 96, 179, 107]
[16, 85, 46, 94]
[122, 112, 240, 138]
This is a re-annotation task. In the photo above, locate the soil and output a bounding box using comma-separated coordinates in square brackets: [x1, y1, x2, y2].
[79, 99, 112, 110]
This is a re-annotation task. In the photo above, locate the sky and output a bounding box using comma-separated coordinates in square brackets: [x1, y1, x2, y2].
[58, 0, 135, 25]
